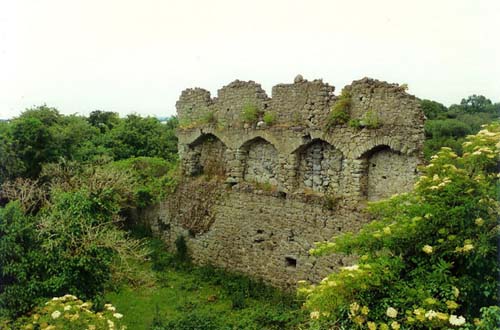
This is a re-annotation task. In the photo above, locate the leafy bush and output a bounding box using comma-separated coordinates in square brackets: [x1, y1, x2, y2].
[241, 104, 260, 124]
[0, 163, 149, 318]
[263, 111, 277, 126]
[300, 123, 500, 329]
[8, 295, 126, 330]
[107, 157, 178, 208]
[0, 202, 49, 317]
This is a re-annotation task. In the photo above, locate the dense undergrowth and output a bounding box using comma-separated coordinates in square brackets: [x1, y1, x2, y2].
[106, 238, 307, 330]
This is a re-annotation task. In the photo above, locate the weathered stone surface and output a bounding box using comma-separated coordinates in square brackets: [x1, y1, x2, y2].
[146, 76, 425, 289]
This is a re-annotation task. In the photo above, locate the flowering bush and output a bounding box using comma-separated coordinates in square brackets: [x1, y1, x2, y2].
[300, 123, 500, 329]
[7, 295, 126, 330]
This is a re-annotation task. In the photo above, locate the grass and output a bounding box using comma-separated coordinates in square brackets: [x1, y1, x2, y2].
[104, 238, 306, 330]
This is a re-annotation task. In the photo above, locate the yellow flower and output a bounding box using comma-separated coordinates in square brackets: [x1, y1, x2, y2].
[463, 244, 474, 252]
[310, 311, 320, 319]
[446, 300, 459, 310]
[350, 302, 360, 315]
[390, 321, 400, 330]
[51, 310, 61, 319]
[386, 307, 398, 318]
[361, 306, 370, 315]
[424, 297, 437, 305]
[413, 308, 426, 321]
[383, 227, 391, 234]
[353, 315, 365, 325]
[379, 324, 389, 330]
[422, 245, 433, 254]
[425, 310, 437, 320]
[436, 312, 449, 321]
[342, 265, 360, 271]
[367, 321, 377, 330]
[449, 315, 466, 326]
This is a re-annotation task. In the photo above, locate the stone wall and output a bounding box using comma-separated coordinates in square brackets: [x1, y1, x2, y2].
[148, 75, 425, 288]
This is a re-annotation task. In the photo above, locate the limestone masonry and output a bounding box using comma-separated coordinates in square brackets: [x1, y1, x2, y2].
[144, 76, 425, 288]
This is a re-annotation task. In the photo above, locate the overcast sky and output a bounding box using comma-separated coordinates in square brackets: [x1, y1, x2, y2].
[0, 0, 498, 119]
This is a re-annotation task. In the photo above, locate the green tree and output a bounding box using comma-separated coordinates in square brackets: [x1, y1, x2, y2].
[88, 110, 120, 132]
[420, 99, 448, 120]
[0, 122, 24, 184]
[107, 114, 178, 161]
[459, 95, 492, 113]
[9, 106, 61, 177]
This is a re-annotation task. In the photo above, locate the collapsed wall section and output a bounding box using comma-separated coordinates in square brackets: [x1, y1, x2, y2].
[150, 75, 425, 288]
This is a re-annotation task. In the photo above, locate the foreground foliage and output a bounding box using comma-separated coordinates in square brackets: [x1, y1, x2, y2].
[0, 161, 153, 318]
[301, 123, 500, 329]
[3, 295, 126, 330]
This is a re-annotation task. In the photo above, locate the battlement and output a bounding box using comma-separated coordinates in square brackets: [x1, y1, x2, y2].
[176, 76, 422, 130]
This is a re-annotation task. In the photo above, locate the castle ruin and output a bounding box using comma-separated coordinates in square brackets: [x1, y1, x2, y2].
[144, 76, 425, 288]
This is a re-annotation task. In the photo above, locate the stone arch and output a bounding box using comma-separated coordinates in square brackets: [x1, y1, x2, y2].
[240, 137, 280, 185]
[187, 133, 227, 177]
[295, 139, 344, 193]
[360, 145, 419, 201]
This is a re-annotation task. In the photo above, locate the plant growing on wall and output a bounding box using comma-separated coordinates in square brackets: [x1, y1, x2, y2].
[241, 104, 260, 124]
[263, 111, 277, 126]
[327, 91, 351, 129]
[361, 110, 381, 129]
[348, 110, 381, 129]
[201, 111, 218, 126]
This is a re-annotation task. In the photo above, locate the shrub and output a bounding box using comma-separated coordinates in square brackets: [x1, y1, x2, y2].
[241, 104, 260, 124]
[300, 123, 500, 329]
[10, 295, 126, 330]
[107, 157, 178, 208]
[327, 91, 351, 128]
[263, 111, 277, 126]
[0, 166, 149, 318]
[0, 202, 49, 317]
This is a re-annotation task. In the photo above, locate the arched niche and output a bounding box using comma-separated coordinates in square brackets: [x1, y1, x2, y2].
[362, 146, 419, 201]
[188, 133, 227, 176]
[295, 139, 343, 193]
[241, 137, 280, 185]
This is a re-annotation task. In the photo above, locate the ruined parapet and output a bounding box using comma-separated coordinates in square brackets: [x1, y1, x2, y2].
[270, 77, 335, 127]
[153, 75, 425, 288]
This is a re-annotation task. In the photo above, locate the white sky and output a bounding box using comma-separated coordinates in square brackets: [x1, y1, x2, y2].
[0, 0, 499, 119]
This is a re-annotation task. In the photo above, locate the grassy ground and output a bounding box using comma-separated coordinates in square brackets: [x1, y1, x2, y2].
[104, 238, 307, 330]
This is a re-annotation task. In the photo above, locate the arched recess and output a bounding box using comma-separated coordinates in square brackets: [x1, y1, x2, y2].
[241, 137, 280, 185]
[361, 145, 419, 201]
[295, 139, 344, 193]
[188, 133, 227, 176]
